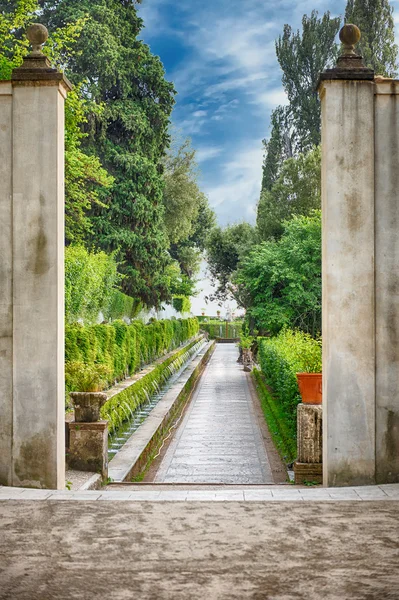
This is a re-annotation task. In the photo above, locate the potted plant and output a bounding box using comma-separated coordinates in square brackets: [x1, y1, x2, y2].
[296, 346, 322, 405]
[67, 362, 112, 422]
[216, 310, 221, 318]
[201, 308, 206, 317]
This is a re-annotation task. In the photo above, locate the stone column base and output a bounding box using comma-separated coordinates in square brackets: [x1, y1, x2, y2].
[294, 462, 323, 485]
[68, 421, 108, 480]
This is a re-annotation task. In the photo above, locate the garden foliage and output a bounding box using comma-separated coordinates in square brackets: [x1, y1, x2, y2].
[259, 328, 322, 438]
[65, 317, 199, 396]
[101, 337, 202, 435]
[200, 321, 243, 340]
[172, 296, 191, 314]
[237, 212, 321, 336]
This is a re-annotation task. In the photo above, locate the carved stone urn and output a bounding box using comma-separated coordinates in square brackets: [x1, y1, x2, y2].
[70, 392, 108, 423]
[242, 348, 253, 372]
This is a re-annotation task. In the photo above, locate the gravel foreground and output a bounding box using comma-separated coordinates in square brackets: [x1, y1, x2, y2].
[0, 500, 398, 599]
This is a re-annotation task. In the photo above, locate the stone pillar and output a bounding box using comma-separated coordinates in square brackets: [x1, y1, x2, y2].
[375, 79, 399, 483]
[0, 25, 71, 489]
[319, 26, 376, 486]
[0, 81, 13, 486]
[294, 404, 323, 485]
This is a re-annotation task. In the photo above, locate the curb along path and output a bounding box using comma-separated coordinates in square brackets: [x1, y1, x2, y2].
[154, 344, 274, 484]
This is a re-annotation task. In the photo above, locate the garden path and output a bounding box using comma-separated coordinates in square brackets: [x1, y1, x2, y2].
[154, 344, 274, 484]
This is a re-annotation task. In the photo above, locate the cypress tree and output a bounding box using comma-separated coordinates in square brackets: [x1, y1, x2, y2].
[40, 0, 176, 307]
[345, 0, 398, 76]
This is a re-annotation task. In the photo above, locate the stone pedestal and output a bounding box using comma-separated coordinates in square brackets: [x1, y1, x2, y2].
[0, 25, 71, 489]
[294, 404, 323, 485]
[68, 421, 109, 480]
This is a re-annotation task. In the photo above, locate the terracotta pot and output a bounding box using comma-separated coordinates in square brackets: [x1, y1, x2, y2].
[296, 373, 322, 405]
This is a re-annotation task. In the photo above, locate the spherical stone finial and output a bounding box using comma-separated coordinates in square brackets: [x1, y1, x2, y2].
[339, 24, 361, 55]
[26, 23, 48, 54]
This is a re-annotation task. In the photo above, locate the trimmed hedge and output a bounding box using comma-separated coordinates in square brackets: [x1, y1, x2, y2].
[102, 337, 203, 435]
[259, 329, 322, 441]
[104, 290, 142, 321]
[65, 317, 199, 395]
[200, 321, 243, 339]
[172, 296, 191, 314]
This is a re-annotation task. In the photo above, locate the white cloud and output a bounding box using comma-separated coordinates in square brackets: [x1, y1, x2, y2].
[196, 146, 223, 163]
[204, 142, 264, 225]
[255, 88, 288, 109]
[193, 110, 207, 117]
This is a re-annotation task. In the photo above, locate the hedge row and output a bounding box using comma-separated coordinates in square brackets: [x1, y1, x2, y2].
[65, 317, 199, 394]
[102, 337, 204, 435]
[259, 329, 322, 440]
[200, 321, 242, 339]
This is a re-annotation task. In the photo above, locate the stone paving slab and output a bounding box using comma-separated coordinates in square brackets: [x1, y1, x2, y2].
[107, 341, 214, 482]
[155, 344, 273, 484]
[1, 484, 399, 501]
[1, 500, 398, 599]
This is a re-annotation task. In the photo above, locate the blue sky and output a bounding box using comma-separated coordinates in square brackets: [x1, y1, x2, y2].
[138, 0, 399, 313]
[137, 0, 350, 227]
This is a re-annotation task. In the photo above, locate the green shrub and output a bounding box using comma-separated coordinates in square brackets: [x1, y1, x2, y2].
[200, 321, 242, 339]
[102, 338, 202, 435]
[65, 245, 121, 324]
[104, 290, 142, 321]
[65, 317, 199, 397]
[65, 362, 113, 392]
[172, 296, 191, 313]
[259, 328, 322, 439]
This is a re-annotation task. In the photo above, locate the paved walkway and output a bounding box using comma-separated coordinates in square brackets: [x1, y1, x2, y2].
[155, 344, 273, 484]
[1, 483, 399, 501]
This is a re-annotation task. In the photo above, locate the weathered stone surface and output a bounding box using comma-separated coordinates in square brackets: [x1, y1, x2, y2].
[374, 80, 399, 484]
[320, 76, 376, 487]
[294, 462, 323, 485]
[0, 82, 13, 487]
[68, 421, 108, 479]
[297, 403, 322, 464]
[0, 34, 69, 489]
[70, 392, 108, 423]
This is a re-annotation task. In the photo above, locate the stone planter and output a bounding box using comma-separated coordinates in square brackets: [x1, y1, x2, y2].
[70, 392, 108, 423]
[242, 348, 253, 372]
[296, 373, 322, 405]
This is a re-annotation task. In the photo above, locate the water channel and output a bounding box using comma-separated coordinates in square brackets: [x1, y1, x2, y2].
[108, 337, 207, 460]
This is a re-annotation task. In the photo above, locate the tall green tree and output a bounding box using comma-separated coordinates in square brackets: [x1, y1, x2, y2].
[261, 105, 295, 193]
[206, 223, 258, 304]
[257, 146, 321, 241]
[236, 212, 321, 336]
[345, 0, 398, 76]
[0, 2, 113, 245]
[40, 0, 176, 307]
[163, 139, 204, 246]
[0, 0, 37, 78]
[163, 138, 216, 281]
[64, 87, 114, 245]
[276, 10, 340, 150]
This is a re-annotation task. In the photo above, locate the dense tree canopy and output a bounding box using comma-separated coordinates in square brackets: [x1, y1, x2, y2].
[345, 0, 398, 76]
[236, 212, 321, 336]
[206, 223, 258, 304]
[39, 0, 176, 307]
[257, 146, 321, 241]
[276, 11, 340, 151]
